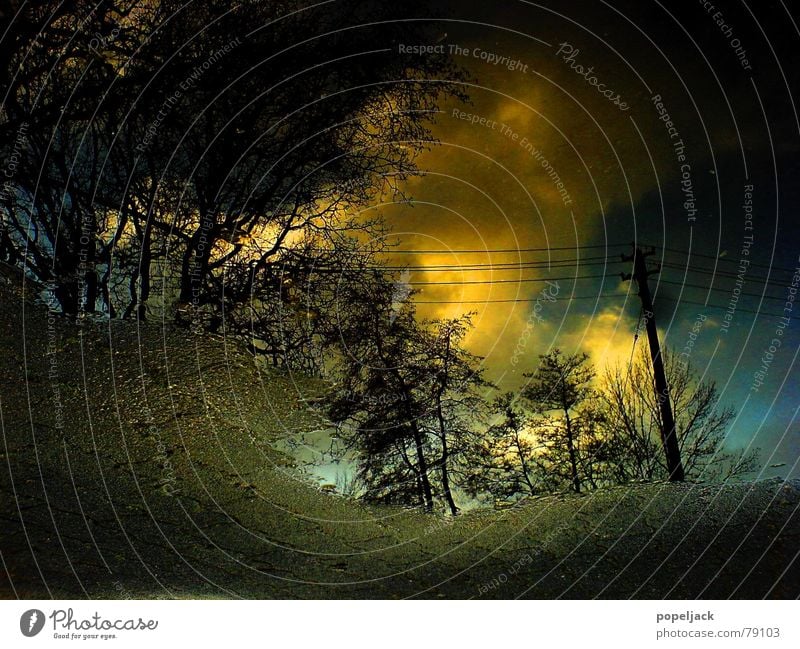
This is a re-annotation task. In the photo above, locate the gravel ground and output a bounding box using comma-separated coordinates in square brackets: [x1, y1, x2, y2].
[1, 268, 799, 599]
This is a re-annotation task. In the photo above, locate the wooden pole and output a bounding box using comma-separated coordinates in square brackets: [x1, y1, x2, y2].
[622, 246, 685, 481]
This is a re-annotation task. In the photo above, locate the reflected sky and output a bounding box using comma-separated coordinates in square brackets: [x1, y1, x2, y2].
[358, 0, 800, 476]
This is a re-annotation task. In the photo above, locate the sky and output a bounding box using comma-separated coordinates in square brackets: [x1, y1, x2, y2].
[363, 0, 800, 476]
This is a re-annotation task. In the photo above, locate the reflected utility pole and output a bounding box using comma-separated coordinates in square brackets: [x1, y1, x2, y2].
[621, 245, 685, 481]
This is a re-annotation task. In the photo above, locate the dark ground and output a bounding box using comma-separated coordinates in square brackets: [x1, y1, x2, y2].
[1, 266, 799, 599]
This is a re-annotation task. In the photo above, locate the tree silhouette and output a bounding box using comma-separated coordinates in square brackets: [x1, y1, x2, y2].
[523, 349, 596, 493]
[328, 287, 490, 512]
[1, 1, 466, 323]
[327, 275, 437, 509]
[418, 315, 493, 514]
[599, 348, 756, 481]
[460, 392, 542, 501]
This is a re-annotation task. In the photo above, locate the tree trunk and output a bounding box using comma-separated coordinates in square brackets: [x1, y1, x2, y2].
[440, 448, 458, 515]
[514, 430, 536, 494]
[178, 207, 216, 319]
[434, 332, 458, 514]
[398, 442, 425, 507]
[100, 262, 115, 318]
[54, 279, 80, 317]
[84, 265, 98, 313]
[123, 268, 139, 320]
[435, 397, 458, 515]
[396, 374, 434, 511]
[136, 228, 152, 320]
[410, 422, 434, 511]
[564, 411, 580, 493]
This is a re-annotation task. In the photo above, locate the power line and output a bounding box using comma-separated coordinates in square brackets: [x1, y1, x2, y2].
[376, 243, 795, 276]
[653, 295, 798, 321]
[415, 293, 625, 304]
[656, 278, 789, 302]
[167, 242, 796, 296]
[219, 254, 797, 297]
[660, 261, 783, 285]
[237, 260, 796, 297]
[375, 254, 621, 271]
[309, 261, 625, 273]
[403, 267, 791, 292]
[413, 291, 799, 321]
[396, 265, 790, 294]
[658, 246, 798, 274]
[329, 256, 792, 284]
[409, 273, 613, 286]
[386, 243, 630, 254]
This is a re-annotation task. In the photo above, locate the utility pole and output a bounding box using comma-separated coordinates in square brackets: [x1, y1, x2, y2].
[621, 246, 685, 481]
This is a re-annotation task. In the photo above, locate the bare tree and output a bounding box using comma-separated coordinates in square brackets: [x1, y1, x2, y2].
[599, 348, 758, 481]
